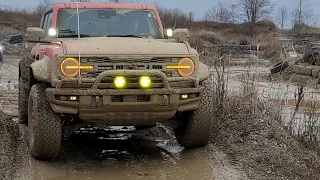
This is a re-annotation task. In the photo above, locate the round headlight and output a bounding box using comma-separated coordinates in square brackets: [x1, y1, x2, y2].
[177, 58, 195, 77]
[60, 58, 79, 77]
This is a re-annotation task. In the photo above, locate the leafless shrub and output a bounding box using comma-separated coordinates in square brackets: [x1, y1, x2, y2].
[204, 2, 237, 23]
[276, 6, 289, 30]
[286, 86, 320, 151]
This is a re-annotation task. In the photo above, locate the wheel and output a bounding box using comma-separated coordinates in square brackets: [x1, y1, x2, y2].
[18, 77, 29, 124]
[174, 78, 213, 148]
[315, 57, 320, 66]
[270, 61, 289, 74]
[28, 83, 62, 160]
[309, 56, 315, 65]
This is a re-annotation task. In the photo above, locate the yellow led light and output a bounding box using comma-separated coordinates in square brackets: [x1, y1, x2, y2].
[66, 65, 94, 70]
[166, 65, 191, 69]
[60, 58, 79, 77]
[139, 76, 151, 88]
[114, 76, 126, 88]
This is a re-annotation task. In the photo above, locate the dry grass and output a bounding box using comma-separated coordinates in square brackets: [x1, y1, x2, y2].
[206, 50, 320, 179]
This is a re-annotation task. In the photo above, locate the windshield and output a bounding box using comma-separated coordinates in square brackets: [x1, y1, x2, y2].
[57, 8, 162, 38]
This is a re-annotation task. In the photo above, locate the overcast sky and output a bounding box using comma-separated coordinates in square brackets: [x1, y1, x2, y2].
[0, 0, 319, 23]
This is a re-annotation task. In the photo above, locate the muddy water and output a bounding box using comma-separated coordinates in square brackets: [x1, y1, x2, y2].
[17, 126, 214, 180]
[1, 55, 227, 180]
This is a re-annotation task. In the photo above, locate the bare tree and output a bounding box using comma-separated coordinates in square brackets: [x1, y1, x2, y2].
[188, 11, 194, 23]
[291, 7, 299, 27]
[70, 0, 90, 2]
[291, 0, 315, 31]
[237, 0, 274, 24]
[204, 6, 216, 21]
[204, 2, 234, 23]
[35, 0, 54, 14]
[276, 6, 289, 30]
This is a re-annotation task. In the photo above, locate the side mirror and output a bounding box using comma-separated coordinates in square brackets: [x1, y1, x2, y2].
[25, 27, 45, 42]
[168, 28, 190, 43]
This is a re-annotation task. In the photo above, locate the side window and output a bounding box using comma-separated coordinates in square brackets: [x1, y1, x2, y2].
[43, 11, 53, 38]
[42, 14, 48, 30]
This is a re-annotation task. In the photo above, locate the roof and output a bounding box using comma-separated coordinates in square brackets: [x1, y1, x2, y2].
[48, 2, 156, 11]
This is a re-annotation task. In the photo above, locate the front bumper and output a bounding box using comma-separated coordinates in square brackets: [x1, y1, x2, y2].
[47, 70, 203, 126]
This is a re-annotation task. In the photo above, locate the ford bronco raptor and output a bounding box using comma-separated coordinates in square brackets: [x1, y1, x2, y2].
[19, 2, 213, 160]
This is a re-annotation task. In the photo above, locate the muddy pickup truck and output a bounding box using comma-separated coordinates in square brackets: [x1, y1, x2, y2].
[18, 2, 212, 160]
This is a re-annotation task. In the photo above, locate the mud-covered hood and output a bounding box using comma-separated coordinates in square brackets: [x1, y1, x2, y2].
[60, 37, 190, 55]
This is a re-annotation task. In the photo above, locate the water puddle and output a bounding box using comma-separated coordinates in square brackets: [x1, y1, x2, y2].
[18, 126, 214, 180]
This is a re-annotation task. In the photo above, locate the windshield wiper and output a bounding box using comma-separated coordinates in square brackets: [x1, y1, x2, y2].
[107, 35, 143, 38]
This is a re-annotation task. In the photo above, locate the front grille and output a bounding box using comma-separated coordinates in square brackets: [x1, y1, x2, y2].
[79, 57, 178, 78]
[111, 95, 151, 102]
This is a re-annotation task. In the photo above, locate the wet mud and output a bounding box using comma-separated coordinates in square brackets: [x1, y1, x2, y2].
[16, 125, 215, 180]
[1, 55, 246, 180]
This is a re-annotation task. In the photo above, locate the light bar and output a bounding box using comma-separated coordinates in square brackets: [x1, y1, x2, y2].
[66, 65, 94, 70]
[166, 65, 191, 69]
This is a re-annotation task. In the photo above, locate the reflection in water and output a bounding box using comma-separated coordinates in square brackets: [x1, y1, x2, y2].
[24, 126, 213, 180]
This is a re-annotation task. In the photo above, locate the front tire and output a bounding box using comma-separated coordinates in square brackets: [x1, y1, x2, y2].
[18, 77, 29, 124]
[174, 78, 213, 148]
[28, 83, 62, 160]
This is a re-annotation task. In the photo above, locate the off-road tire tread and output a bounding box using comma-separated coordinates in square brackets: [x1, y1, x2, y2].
[270, 61, 289, 74]
[18, 77, 28, 124]
[28, 83, 62, 160]
[315, 57, 320, 66]
[174, 78, 213, 148]
[309, 56, 315, 65]
[18, 56, 33, 124]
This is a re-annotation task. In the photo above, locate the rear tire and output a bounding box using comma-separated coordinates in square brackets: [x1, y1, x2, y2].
[28, 83, 62, 160]
[174, 78, 213, 148]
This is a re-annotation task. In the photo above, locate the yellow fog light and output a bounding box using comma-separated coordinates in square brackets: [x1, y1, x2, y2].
[139, 76, 151, 88]
[166, 58, 195, 77]
[114, 76, 126, 88]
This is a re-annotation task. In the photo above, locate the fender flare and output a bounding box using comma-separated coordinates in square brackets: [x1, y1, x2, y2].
[198, 62, 210, 82]
[30, 56, 50, 83]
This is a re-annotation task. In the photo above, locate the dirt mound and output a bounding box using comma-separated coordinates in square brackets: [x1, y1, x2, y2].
[2, 41, 31, 55]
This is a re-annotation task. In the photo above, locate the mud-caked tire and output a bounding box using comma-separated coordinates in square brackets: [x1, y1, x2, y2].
[174, 78, 213, 148]
[28, 83, 62, 160]
[309, 56, 315, 65]
[270, 61, 289, 74]
[18, 77, 29, 124]
[315, 57, 320, 66]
